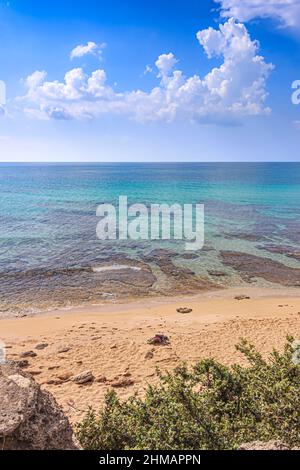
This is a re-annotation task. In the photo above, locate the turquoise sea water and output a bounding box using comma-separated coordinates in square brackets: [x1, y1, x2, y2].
[0, 163, 299, 315]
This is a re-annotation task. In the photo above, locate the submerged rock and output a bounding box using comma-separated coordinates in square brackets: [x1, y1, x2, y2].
[0, 255, 157, 317]
[223, 232, 268, 242]
[208, 270, 228, 277]
[142, 249, 219, 293]
[220, 251, 300, 287]
[256, 244, 300, 262]
[0, 362, 76, 450]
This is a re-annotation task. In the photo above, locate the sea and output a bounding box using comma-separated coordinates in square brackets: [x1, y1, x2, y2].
[0, 162, 299, 316]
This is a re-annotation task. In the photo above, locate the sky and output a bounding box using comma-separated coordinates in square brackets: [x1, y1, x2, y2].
[0, 0, 300, 162]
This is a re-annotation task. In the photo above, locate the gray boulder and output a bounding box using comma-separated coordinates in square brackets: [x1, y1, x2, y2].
[0, 362, 77, 450]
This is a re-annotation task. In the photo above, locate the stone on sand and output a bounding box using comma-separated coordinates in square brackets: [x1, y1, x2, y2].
[57, 346, 71, 354]
[35, 343, 49, 350]
[20, 351, 37, 358]
[110, 377, 135, 388]
[177, 307, 193, 314]
[72, 370, 94, 385]
[235, 295, 250, 301]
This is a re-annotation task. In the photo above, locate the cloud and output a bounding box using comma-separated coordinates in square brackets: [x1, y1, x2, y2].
[70, 41, 106, 60]
[25, 70, 47, 90]
[19, 19, 273, 125]
[155, 53, 178, 80]
[215, 0, 300, 29]
[143, 64, 153, 75]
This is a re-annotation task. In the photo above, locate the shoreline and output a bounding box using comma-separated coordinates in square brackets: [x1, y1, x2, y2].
[1, 286, 300, 424]
[1, 284, 300, 322]
[2, 246, 300, 320]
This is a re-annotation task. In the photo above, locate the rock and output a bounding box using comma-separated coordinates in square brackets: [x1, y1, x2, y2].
[239, 440, 294, 450]
[256, 244, 300, 262]
[27, 370, 42, 377]
[221, 251, 300, 287]
[35, 343, 48, 350]
[0, 362, 77, 450]
[72, 371, 94, 385]
[110, 378, 135, 388]
[235, 295, 251, 301]
[177, 307, 193, 314]
[96, 376, 107, 383]
[57, 347, 71, 354]
[208, 270, 228, 277]
[92, 256, 157, 297]
[45, 379, 62, 386]
[179, 252, 200, 260]
[57, 372, 72, 382]
[142, 249, 219, 294]
[223, 232, 268, 242]
[13, 360, 29, 369]
[20, 351, 37, 358]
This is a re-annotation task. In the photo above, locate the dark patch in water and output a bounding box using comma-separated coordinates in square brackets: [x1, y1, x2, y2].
[280, 220, 300, 244]
[208, 270, 229, 277]
[222, 232, 270, 242]
[204, 200, 263, 220]
[220, 251, 300, 287]
[256, 244, 300, 262]
[142, 249, 220, 294]
[0, 255, 157, 318]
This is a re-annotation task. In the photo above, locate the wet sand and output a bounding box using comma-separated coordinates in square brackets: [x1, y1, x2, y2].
[1, 286, 300, 424]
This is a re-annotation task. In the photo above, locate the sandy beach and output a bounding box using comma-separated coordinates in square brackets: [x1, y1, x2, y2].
[1, 286, 300, 424]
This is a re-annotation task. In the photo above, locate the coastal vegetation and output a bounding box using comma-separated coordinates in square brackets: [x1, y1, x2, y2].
[76, 337, 300, 450]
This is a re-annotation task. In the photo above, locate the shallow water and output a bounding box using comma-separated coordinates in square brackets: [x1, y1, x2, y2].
[0, 163, 299, 316]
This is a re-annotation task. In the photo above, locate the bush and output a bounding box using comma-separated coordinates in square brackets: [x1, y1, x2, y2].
[76, 337, 300, 450]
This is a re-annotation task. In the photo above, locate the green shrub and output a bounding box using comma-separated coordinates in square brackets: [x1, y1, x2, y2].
[76, 337, 300, 450]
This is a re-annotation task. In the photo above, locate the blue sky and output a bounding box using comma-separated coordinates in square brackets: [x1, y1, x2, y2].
[0, 0, 300, 162]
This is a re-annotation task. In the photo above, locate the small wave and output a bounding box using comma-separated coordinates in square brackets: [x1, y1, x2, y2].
[92, 264, 142, 273]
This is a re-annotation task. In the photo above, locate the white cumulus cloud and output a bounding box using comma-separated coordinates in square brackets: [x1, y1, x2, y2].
[70, 41, 106, 60]
[215, 0, 300, 28]
[155, 53, 178, 80]
[19, 19, 273, 125]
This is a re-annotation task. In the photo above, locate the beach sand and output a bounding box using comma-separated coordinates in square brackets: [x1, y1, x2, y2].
[1, 286, 300, 424]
